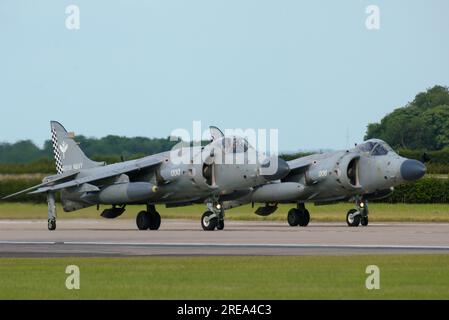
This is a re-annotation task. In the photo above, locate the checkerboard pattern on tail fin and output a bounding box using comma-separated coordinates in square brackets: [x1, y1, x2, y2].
[50, 121, 104, 174]
[51, 126, 64, 173]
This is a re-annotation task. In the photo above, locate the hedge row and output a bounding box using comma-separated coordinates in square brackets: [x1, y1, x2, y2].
[0, 154, 147, 175]
[386, 178, 449, 203]
[0, 178, 48, 203]
[1, 177, 448, 204]
[0, 159, 55, 174]
[423, 163, 449, 174]
[398, 148, 449, 164]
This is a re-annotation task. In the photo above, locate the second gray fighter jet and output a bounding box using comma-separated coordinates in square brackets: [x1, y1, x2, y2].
[224, 139, 426, 227]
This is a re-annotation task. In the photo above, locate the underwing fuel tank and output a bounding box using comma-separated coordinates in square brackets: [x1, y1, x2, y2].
[97, 182, 158, 204]
[251, 182, 305, 202]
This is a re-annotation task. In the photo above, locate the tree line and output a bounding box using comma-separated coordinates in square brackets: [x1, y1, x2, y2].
[365, 85, 449, 151]
[0, 135, 179, 164]
[1, 85, 448, 173]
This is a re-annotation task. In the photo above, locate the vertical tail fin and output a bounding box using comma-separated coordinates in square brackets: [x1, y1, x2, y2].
[50, 121, 104, 174]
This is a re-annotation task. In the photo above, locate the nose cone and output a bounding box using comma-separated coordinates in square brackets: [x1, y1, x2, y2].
[260, 157, 290, 181]
[400, 159, 426, 181]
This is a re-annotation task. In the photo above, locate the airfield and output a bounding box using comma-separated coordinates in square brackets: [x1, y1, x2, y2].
[1, 204, 449, 299]
[1, 219, 449, 256]
[1, 202, 449, 256]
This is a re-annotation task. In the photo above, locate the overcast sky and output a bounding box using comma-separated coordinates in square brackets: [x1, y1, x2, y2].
[1, 0, 449, 152]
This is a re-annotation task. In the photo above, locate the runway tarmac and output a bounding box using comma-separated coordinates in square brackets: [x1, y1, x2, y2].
[1, 219, 449, 256]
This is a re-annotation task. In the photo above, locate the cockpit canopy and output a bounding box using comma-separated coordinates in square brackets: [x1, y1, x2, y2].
[221, 136, 251, 154]
[356, 139, 395, 156]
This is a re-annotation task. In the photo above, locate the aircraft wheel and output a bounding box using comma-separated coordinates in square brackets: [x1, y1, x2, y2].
[136, 211, 150, 230]
[298, 209, 310, 227]
[149, 211, 161, 230]
[217, 220, 224, 230]
[287, 208, 299, 226]
[346, 209, 361, 227]
[201, 211, 217, 231]
[361, 216, 369, 226]
[48, 219, 56, 231]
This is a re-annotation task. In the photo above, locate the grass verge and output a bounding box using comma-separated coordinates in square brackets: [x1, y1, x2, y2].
[0, 255, 448, 299]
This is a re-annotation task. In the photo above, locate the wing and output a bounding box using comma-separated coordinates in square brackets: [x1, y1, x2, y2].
[2, 156, 164, 198]
[1, 171, 80, 199]
[285, 157, 314, 176]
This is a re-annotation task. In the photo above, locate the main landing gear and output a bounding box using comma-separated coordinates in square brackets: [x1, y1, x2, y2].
[287, 203, 310, 227]
[346, 198, 369, 227]
[136, 204, 161, 230]
[201, 201, 225, 231]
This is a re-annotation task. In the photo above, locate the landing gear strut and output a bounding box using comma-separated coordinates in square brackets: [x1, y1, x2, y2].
[201, 201, 224, 231]
[346, 198, 369, 227]
[136, 204, 161, 230]
[287, 203, 310, 227]
[47, 192, 56, 231]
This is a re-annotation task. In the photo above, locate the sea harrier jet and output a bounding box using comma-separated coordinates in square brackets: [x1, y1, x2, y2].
[2, 121, 289, 231]
[223, 139, 426, 227]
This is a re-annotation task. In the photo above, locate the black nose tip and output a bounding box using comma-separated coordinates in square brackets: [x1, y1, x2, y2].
[400, 159, 426, 181]
[261, 157, 290, 181]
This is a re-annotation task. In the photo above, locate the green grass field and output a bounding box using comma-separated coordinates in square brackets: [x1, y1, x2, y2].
[0, 255, 448, 299]
[1, 202, 449, 222]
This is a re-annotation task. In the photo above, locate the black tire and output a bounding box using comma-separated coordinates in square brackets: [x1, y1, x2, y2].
[201, 211, 217, 231]
[136, 211, 150, 230]
[217, 220, 224, 230]
[287, 208, 299, 226]
[48, 219, 56, 231]
[361, 216, 369, 226]
[298, 209, 310, 227]
[149, 211, 161, 230]
[346, 209, 361, 227]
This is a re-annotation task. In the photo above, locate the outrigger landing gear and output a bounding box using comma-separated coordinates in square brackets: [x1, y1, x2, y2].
[346, 197, 369, 227]
[136, 204, 161, 230]
[47, 192, 56, 231]
[287, 203, 310, 227]
[201, 201, 224, 231]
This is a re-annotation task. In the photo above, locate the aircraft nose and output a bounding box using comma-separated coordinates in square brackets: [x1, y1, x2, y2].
[260, 157, 290, 181]
[400, 159, 426, 181]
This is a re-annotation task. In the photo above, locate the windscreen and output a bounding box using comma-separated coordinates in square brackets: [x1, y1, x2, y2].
[358, 140, 393, 156]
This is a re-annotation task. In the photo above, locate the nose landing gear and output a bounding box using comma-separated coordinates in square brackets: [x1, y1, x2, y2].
[346, 198, 369, 227]
[201, 201, 224, 231]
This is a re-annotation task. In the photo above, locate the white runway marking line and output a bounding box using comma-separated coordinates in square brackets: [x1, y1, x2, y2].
[0, 220, 100, 225]
[1, 241, 449, 250]
[0, 221, 43, 224]
[0, 241, 56, 245]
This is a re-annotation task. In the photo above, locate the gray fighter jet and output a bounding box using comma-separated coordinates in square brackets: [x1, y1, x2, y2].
[2, 121, 289, 231]
[223, 139, 426, 227]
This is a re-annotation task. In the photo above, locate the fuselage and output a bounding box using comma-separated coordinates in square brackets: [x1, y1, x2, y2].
[224, 139, 426, 210]
[60, 138, 287, 211]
